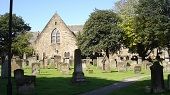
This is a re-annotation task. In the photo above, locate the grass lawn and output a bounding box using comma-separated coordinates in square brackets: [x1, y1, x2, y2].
[110, 73, 170, 95]
[0, 66, 149, 95]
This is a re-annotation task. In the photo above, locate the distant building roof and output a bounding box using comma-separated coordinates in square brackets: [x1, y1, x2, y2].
[28, 31, 40, 43]
[68, 25, 83, 34]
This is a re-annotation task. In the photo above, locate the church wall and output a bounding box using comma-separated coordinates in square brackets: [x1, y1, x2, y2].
[33, 13, 77, 61]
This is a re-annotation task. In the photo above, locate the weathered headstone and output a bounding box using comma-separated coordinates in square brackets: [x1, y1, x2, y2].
[28, 56, 37, 67]
[32, 63, 40, 76]
[165, 64, 170, 73]
[60, 63, 69, 75]
[14, 69, 24, 81]
[110, 58, 117, 70]
[102, 56, 111, 72]
[117, 62, 127, 72]
[82, 62, 87, 71]
[97, 57, 104, 69]
[93, 59, 97, 66]
[143, 60, 152, 70]
[72, 49, 85, 83]
[168, 74, 170, 90]
[12, 57, 22, 72]
[14, 69, 25, 87]
[49, 58, 55, 69]
[17, 75, 36, 95]
[134, 65, 142, 74]
[54, 55, 61, 69]
[22, 53, 27, 69]
[43, 57, 48, 69]
[1, 54, 8, 78]
[150, 61, 165, 93]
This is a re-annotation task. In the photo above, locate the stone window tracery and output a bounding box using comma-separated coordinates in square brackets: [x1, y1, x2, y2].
[51, 28, 60, 44]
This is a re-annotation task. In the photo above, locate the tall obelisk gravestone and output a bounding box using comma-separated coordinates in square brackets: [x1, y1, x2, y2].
[72, 49, 85, 83]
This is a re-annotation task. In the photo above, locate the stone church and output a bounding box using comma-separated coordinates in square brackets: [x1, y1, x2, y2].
[32, 13, 83, 62]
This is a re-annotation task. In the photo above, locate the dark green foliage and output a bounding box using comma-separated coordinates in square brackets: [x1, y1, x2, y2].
[132, 0, 170, 60]
[77, 10, 123, 56]
[0, 13, 32, 57]
[12, 32, 34, 57]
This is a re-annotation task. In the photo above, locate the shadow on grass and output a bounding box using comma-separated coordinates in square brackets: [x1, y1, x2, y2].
[110, 79, 170, 95]
[0, 76, 120, 95]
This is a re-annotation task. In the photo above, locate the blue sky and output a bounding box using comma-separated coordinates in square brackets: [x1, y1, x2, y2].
[1, 0, 120, 31]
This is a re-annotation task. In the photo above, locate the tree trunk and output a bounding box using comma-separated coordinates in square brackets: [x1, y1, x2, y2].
[106, 48, 109, 59]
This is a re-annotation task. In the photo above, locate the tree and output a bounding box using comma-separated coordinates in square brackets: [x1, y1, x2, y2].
[114, 0, 138, 50]
[77, 9, 123, 58]
[12, 32, 34, 57]
[133, 0, 170, 60]
[0, 13, 32, 57]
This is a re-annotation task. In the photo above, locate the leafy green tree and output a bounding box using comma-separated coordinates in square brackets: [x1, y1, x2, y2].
[133, 0, 170, 60]
[12, 32, 34, 57]
[0, 13, 32, 57]
[77, 10, 123, 58]
[114, 0, 138, 52]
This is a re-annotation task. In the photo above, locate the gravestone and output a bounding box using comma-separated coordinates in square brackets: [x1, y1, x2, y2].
[14, 69, 25, 87]
[1, 54, 8, 78]
[150, 61, 165, 93]
[168, 74, 170, 90]
[27, 56, 37, 67]
[165, 64, 170, 73]
[54, 55, 61, 69]
[39, 60, 44, 69]
[12, 57, 22, 72]
[82, 62, 87, 71]
[72, 49, 85, 83]
[102, 56, 111, 72]
[17, 75, 36, 95]
[134, 65, 142, 74]
[117, 62, 126, 72]
[14, 69, 24, 81]
[93, 59, 97, 66]
[60, 63, 69, 74]
[143, 60, 152, 70]
[49, 58, 55, 69]
[97, 57, 104, 69]
[32, 63, 40, 76]
[110, 58, 117, 70]
[43, 57, 48, 69]
[22, 53, 27, 68]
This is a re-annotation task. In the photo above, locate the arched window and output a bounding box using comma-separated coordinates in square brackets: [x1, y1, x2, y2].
[51, 29, 60, 44]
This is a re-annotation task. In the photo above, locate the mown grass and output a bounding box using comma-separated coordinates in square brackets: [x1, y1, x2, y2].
[0, 65, 148, 95]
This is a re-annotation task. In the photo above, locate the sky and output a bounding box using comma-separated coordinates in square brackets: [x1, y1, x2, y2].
[1, 0, 120, 31]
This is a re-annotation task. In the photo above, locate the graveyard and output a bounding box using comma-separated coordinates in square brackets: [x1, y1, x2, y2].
[1, 51, 170, 95]
[1, 0, 170, 95]
[0, 63, 150, 95]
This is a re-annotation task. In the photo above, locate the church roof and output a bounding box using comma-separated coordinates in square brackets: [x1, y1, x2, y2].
[68, 25, 83, 34]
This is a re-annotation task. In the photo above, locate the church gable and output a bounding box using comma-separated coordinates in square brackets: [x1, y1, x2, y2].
[33, 13, 77, 60]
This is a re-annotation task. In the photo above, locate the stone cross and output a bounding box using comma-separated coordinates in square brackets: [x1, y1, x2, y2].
[72, 49, 85, 83]
[150, 61, 165, 93]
